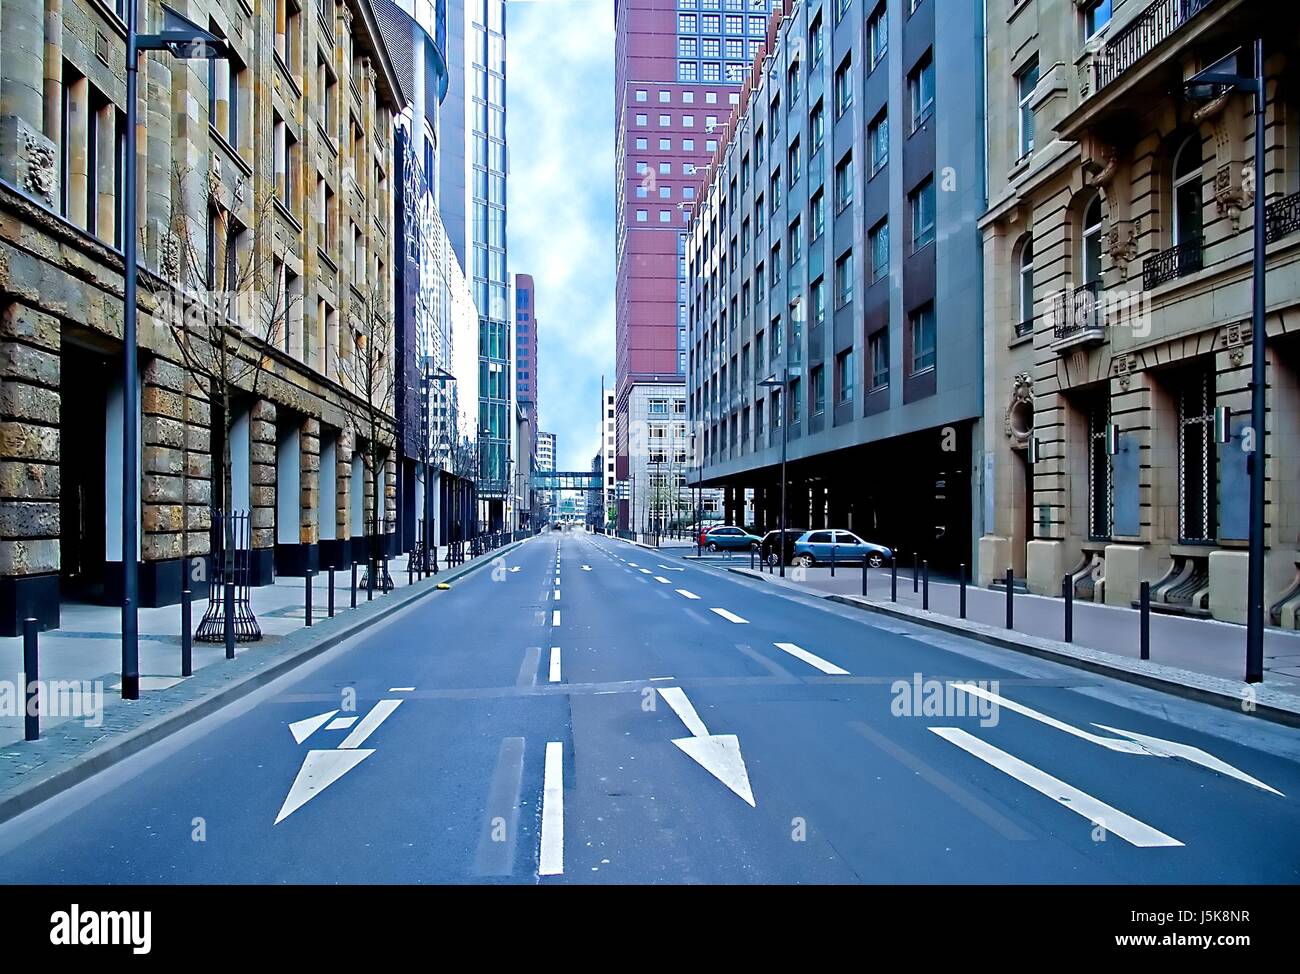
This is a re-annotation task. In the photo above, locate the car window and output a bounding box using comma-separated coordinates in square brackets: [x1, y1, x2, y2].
[836, 532, 863, 544]
[808, 531, 833, 543]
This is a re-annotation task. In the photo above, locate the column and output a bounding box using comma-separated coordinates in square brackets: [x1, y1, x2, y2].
[140, 357, 189, 606]
[248, 399, 277, 584]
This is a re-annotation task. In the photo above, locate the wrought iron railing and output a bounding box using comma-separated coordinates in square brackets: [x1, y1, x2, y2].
[1050, 282, 1104, 344]
[1142, 236, 1203, 289]
[1266, 190, 1300, 244]
[1086, 0, 1218, 96]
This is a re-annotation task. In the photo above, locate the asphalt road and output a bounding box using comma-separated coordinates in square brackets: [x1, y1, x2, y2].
[2, 531, 1298, 883]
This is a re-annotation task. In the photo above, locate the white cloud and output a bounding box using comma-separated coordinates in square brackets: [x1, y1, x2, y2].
[507, 0, 614, 472]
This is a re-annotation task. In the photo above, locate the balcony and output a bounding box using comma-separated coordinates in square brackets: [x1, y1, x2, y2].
[1142, 236, 1203, 290]
[1049, 282, 1106, 352]
[1085, 0, 1219, 98]
[1266, 191, 1300, 245]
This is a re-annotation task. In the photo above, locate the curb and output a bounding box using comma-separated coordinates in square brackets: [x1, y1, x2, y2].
[713, 564, 1300, 729]
[0, 540, 525, 826]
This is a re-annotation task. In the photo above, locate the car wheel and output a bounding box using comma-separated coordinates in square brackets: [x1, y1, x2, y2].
[867, 552, 884, 569]
[765, 551, 779, 567]
[707, 541, 719, 552]
[795, 554, 815, 568]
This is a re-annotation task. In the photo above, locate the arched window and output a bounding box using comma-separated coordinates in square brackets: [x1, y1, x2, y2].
[1082, 194, 1103, 286]
[1172, 135, 1203, 246]
[1018, 236, 1035, 328]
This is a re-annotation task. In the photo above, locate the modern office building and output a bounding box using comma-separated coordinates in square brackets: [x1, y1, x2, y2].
[537, 429, 556, 522]
[613, 0, 773, 529]
[441, 0, 511, 529]
[685, 0, 986, 569]
[600, 385, 617, 528]
[515, 272, 538, 411]
[0, 0, 404, 633]
[979, 0, 1300, 627]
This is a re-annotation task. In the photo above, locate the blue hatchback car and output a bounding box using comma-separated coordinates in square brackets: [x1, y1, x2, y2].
[791, 530, 892, 568]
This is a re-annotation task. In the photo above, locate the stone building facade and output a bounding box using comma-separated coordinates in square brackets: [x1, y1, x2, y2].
[979, 0, 1300, 628]
[0, 0, 403, 634]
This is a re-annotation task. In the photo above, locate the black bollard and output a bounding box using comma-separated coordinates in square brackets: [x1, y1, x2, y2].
[408, 558, 414, 586]
[1139, 580, 1151, 660]
[23, 618, 39, 742]
[351, 561, 358, 609]
[912, 552, 919, 593]
[224, 579, 236, 660]
[922, 560, 929, 611]
[1063, 574, 1073, 643]
[959, 563, 967, 620]
[328, 568, 335, 618]
[1005, 568, 1014, 630]
[305, 571, 313, 627]
[382, 556, 389, 594]
[181, 588, 193, 677]
[891, 557, 898, 602]
[830, 544, 836, 578]
[861, 557, 868, 597]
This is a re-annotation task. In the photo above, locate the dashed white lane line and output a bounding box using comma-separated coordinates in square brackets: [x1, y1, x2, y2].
[539, 741, 565, 875]
[388, 687, 415, 692]
[554, 589, 561, 600]
[549, 647, 562, 683]
[653, 575, 671, 584]
[773, 641, 849, 675]
[710, 607, 749, 624]
[552, 610, 561, 626]
[676, 589, 700, 599]
[929, 728, 1183, 848]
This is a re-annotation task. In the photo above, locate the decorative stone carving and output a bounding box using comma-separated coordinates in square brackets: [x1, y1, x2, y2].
[1196, 89, 1252, 230]
[1005, 373, 1034, 448]
[20, 126, 57, 208]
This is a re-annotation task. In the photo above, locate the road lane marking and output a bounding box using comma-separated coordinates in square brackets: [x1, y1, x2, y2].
[474, 737, 526, 876]
[773, 642, 850, 675]
[517, 647, 541, 687]
[289, 710, 338, 744]
[339, 699, 403, 750]
[325, 716, 359, 731]
[928, 727, 1183, 848]
[676, 589, 700, 599]
[552, 609, 561, 626]
[554, 589, 561, 600]
[653, 575, 671, 584]
[539, 742, 565, 875]
[710, 607, 749, 624]
[275, 750, 374, 824]
[549, 647, 562, 683]
[388, 687, 415, 693]
[639, 568, 652, 574]
[656, 687, 756, 807]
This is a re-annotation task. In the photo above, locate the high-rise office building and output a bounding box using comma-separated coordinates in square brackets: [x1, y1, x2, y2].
[515, 273, 538, 411]
[613, 0, 773, 528]
[441, 0, 511, 530]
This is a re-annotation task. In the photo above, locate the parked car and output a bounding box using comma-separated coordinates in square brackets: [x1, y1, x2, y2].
[702, 525, 763, 552]
[759, 529, 807, 567]
[791, 530, 892, 568]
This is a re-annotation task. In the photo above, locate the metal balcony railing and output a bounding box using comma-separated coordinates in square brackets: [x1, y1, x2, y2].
[1086, 0, 1218, 96]
[1266, 190, 1300, 244]
[1050, 282, 1105, 347]
[1142, 236, 1204, 290]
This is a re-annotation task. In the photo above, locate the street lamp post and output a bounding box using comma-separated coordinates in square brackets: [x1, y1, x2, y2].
[1185, 42, 1267, 682]
[421, 363, 456, 573]
[759, 370, 788, 577]
[121, 6, 228, 700]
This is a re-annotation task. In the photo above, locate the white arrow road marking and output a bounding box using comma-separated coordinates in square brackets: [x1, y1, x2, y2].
[275, 749, 375, 824]
[656, 687, 755, 807]
[1093, 724, 1285, 797]
[582, 565, 592, 571]
[773, 642, 850, 675]
[676, 589, 700, 599]
[952, 685, 1283, 795]
[325, 716, 358, 731]
[549, 647, 562, 683]
[289, 710, 338, 744]
[710, 607, 749, 624]
[539, 742, 565, 876]
[653, 576, 671, 584]
[929, 728, 1182, 848]
[339, 699, 403, 750]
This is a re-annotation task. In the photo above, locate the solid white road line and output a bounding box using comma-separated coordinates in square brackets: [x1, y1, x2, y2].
[549, 647, 562, 683]
[676, 589, 700, 599]
[710, 607, 749, 624]
[929, 727, 1183, 848]
[773, 641, 850, 676]
[388, 687, 415, 692]
[539, 741, 565, 875]
[653, 575, 671, 584]
[552, 609, 561, 626]
[338, 699, 403, 750]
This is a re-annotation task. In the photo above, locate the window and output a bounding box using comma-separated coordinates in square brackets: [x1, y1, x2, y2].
[835, 249, 853, 307]
[1017, 58, 1040, 157]
[1018, 237, 1035, 327]
[834, 152, 854, 212]
[810, 189, 825, 240]
[770, 242, 781, 284]
[909, 303, 936, 373]
[909, 51, 935, 130]
[836, 349, 854, 404]
[869, 219, 889, 282]
[787, 60, 801, 105]
[788, 217, 802, 266]
[811, 365, 826, 415]
[809, 99, 825, 156]
[317, 52, 337, 134]
[1177, 366, 1216, 543]
[835, 0, 851, 25]
[788, 138, 801, 186]
[1082, 194, 1104, 285]
[636, 209, 648, 222]
[1172, 134, 1203, 247]
[635, 137, 647, 150]
[809, 11, 824, 65]
[1088, 395, 1113, 540]
[636, 89, 647, 102]
[868, 109, 888, 174]
[209, 48, 242, 148]
[869, 330, 889, 390]
[810, 276, 825, 327]
[834, 55, 853, 118]
[1084, 0, 1112, 39]
[868, 3, 888, 68]
[789, 376, 802, 423]
[910, 177, 935, 252]
[771, 169, 782, 211]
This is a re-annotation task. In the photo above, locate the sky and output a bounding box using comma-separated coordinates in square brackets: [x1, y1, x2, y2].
[506, 0, 616, 472]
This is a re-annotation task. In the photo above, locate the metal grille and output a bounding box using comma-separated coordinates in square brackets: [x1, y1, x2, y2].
[1178, 369, 1216, 543]
[1088, 400, 1112, 540]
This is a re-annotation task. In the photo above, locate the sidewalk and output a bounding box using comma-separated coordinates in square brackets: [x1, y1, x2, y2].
[0, 545, 487, 748]
[726, 561, 1300, 719]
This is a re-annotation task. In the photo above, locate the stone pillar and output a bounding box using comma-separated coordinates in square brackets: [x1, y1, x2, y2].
[182, 373, 212, 582]
[140, 357, 188, 606]
[384, 450, 398, 554]
[248, 399, 277, 584]
[337, 428, 356, 566]
[0, 303, 61, 633]
[0, 0, 57, 208]
[301, 417, 320, 547]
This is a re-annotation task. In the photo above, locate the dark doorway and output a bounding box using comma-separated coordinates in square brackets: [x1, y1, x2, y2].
[60, 344, 110, 600]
